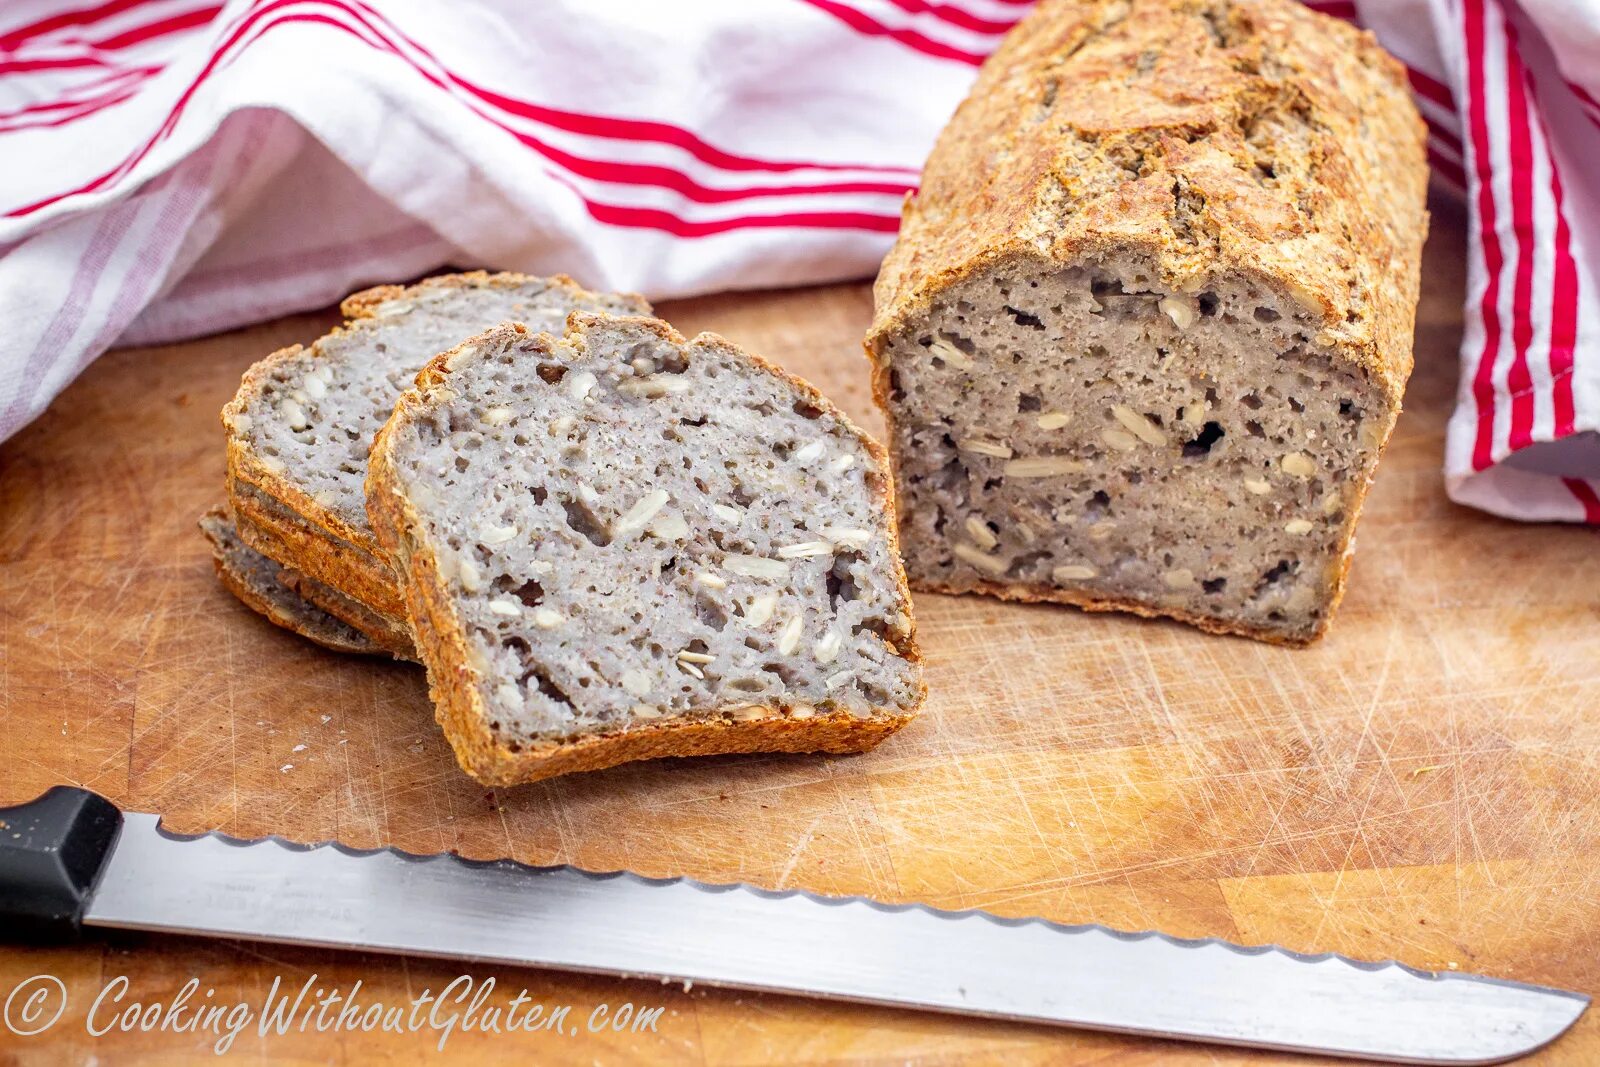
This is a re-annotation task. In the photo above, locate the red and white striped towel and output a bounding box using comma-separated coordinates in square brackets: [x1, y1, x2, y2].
[1, 0, 1596, 522]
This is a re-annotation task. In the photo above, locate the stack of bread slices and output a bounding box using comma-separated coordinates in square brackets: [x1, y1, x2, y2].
[208, 272, 925, 785]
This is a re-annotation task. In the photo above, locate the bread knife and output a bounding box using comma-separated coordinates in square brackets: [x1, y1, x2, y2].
[0, 787, 1585, 1063]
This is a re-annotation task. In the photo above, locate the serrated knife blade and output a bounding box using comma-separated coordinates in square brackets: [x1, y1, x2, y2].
[57, 810, 1581, 1064]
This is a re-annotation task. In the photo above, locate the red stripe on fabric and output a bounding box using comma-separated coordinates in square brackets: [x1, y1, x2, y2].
[4, 4, 377, 216]
[875, 0, 1021, 36]
[91, 4, 220, 50]
[501, 127, 915, 203]
[7, 2, 905, 236]
[1463, 0, 1507, 472]
[1571, 96, 1600, 133]
[0, 198, 143, 430]
[1408, 67, 1456, 109]
[1564, 479, 1600, 523]
[793, 0, 987, 65]
[0, 87, 139, 131]
[0, 0, 153, 51]
[434, 75, 922, 178]
[0, 66, 157, 121]
[298, 0, 917, 203]
[323, 2, 912, 225]
[1538, 118, 1581, 438]
[1563, 80, 1600, 131]
[1423, 114, 1464, 155]
[1303, 1, 1357, 21]
[1501, 25, 1537, 454]
[332, 0, 918, 177]
[1426, 143, 1467, 189]
[545, 171, 901, 236]
[0, 55, 114, 73]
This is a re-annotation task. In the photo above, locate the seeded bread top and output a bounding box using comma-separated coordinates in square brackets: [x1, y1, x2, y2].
[368, 315, 923, 747]
[223, 273, 648, 539]
[867, 0, 1428, 404]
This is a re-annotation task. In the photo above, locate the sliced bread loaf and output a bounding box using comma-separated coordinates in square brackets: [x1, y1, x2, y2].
[866, 0, 1428, 645]
[199, 506, 409, 658]
[221, 272, 650, 625]
[367, 314, 924, 784]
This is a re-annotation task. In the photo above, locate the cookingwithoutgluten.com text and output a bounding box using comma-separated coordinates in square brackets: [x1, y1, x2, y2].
[3, 972, 666, 1052]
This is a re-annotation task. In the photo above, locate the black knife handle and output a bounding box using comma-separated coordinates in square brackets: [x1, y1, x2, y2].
[0, 787, 122, 942]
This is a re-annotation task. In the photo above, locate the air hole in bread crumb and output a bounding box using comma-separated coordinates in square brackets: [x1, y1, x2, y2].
[1257, 560, 1295, 592]
[1182, 421, 1226, 457]
[1007, 551, 1048, 578]
[1254, 306, 1281, 323]
[762, 662, 797, 685]
[1005, 306, 1045, 330]
[527, 669, 574, 709]
[1017, 391, 1043, 412]
[827, 551, 863, 610]
[536, 363, 567, 384]
[856, 680, 890, 705]
[793, 399, 824, 419]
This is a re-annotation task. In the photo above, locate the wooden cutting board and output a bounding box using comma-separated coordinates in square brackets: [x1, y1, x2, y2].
[2, 196, 1597, 1066]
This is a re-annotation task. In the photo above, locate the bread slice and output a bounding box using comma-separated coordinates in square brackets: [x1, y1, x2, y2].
[198, 506, 412, 658]
[221, 272, 650, 625]
[367, 314, 924, 784]
[219, 498, 417, 656]
[865, 0, 1428, 645]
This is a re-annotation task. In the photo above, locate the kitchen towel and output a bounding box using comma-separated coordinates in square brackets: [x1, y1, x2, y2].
[0, 0, 1595, 521]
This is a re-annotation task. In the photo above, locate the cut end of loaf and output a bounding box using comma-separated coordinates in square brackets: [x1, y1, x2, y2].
[369, 314, 923, 782]
[874, 255, 1395, 644]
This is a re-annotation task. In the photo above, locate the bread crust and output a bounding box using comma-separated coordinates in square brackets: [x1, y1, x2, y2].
[221, 493, 417, 656]
[221, 271, 650, 623]
[864, 0, 1427, 644]
[367, 317, 924, 786]
[198, 505, 394, 657]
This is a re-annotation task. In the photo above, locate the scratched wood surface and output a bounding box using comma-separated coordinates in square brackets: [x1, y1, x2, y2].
[2, 198, 1598, 1066]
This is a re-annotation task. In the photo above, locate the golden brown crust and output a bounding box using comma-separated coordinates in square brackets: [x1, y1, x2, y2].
[220, 271, 651, 624]
[198, 505, 390, 657]
[367, 316, 923, 786]
[275, 561, 418, 660]
[228, 476, 406, 617]
[864, 0, 1426, 644]
[208, 504, 419, 658]
[867, 0, 1428, 400]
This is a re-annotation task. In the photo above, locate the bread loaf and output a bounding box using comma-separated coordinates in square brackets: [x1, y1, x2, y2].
[367, 314, 924, 784]
[221, 272, 649, 633]
[866, 0, 1428, 644]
